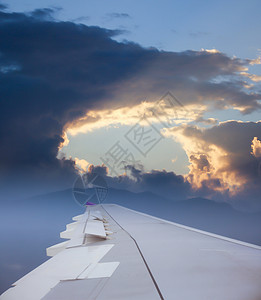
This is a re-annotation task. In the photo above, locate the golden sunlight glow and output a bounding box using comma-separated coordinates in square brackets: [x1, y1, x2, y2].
[243, 82, 254, 89]
[66, 101, 206, 136]
[240, 72, 261, 82]
[251, 137, 261, 158]
[74, 157, 89, 173]
[200, 48, 220, 54]
[249, 56, 261, 65]
[164, 125, 248, 194]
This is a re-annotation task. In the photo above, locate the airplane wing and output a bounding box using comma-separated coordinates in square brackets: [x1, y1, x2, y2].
[1, 204, 261, 300]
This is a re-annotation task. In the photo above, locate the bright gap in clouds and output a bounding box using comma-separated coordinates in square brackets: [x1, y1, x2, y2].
[60, 100, 204, 175]
[61, 124, 190, 176]
[59, 97, 261, 180]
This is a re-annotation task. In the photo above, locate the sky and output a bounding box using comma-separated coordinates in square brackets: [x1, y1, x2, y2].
[0, 0, 261, 211]
[1, 0, 261, 294]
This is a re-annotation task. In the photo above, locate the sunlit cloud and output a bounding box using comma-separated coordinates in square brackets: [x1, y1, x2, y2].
[200, 48, 220, 54]
[240, 72, 261, 82]
[251, 137, 261, 158]
[243, 82, 254, 89]
[164, 125, 235, 193]
[249, 56, 261, 65]
[194, 116, 218, 125]
[164, 121, 261, 195]
[74, 157, 89, 173]
[66, 101, 206, 136]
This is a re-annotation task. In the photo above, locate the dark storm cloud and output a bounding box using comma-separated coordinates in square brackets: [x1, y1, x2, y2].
[88, 164, 108, 177]
[86, 163, 191, 200]
[137, 168, 191, 199]
[0, 8, 153, 174]
[0, 7, 260, 178]
[103, 165, 191, 199]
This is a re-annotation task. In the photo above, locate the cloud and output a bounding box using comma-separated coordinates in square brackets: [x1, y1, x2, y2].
[28, 8, 58, 21]
[83, 163, 191, 200]
[88, 164, 108, 177]
[89, 164, 192, 200]
[0, 3, 7, 11]
[131, 168, 190, 199]
[240, 72, 261, 82]
[0, 6, 261, 189]
[165, 121, 261, 198]
[74, 157, 89, 173]
[251, 137, 261, 158]
[249, 56, 261, 65]
[194, 116, 218, 125]
[71, 16, 90, 23]
[66, 101, 204, 136]
[200, 48, 220, 54]
[0, 8, 141, 175]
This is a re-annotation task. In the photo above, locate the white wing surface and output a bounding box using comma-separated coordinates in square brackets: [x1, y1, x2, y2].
[1, 204, 261, 300]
